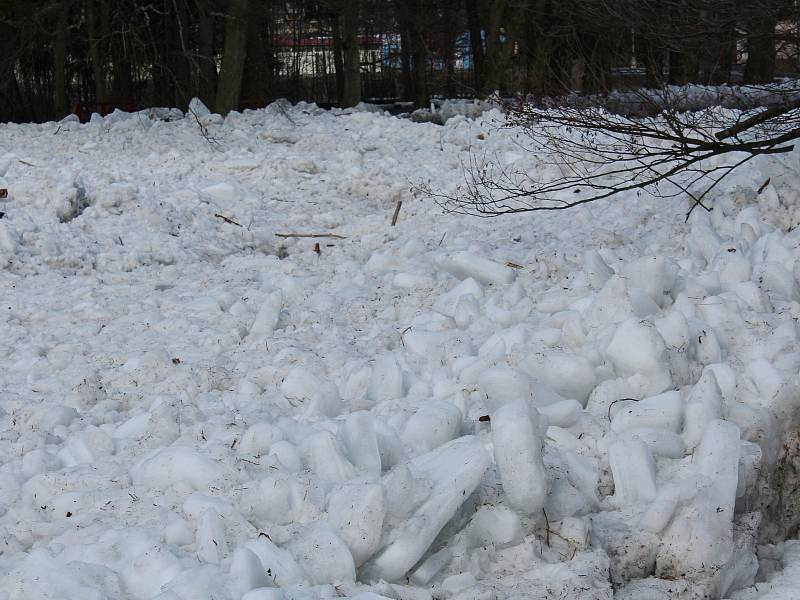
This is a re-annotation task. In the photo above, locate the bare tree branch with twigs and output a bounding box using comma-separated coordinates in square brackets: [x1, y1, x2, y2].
[423, 85, 800, 221]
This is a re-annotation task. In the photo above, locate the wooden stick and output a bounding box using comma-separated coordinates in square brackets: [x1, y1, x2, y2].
[391, 200, 403, 226]
[275, 232, 346, 239]
[214, 213, 242, 227]
[757, 178, 771, 194]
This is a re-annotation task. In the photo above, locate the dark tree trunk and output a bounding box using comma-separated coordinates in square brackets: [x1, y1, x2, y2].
[397, 0, 414, 101]
[86, 0, 109, 113]
[215, 0, 250, 115]
[332, 15, 345, 104]
[242, 4, 271, 108]
[171, 0, 193, 109]
[198, 0, 219, 108]
[340, 0, 361, 107]
[466, 0, 485, 94]
[744, 16, 777, 84]
[407, 0, 428, 107]
[53, 2, 69, 118]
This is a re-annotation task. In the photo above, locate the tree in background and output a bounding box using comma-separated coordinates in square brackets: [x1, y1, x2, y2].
[0, 0, 797, 122]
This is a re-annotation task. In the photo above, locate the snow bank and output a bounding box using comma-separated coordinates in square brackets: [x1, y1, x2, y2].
[1, 98, 800, 600]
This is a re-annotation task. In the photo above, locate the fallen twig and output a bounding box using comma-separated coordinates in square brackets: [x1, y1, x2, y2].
[607, 397, 639, 421]
[275, 232, 346, 239]
[505, 261, 524, 269]
[758, 178, 771, 194]
[214, 213, 243, 227]
[391, 200, 403, 226]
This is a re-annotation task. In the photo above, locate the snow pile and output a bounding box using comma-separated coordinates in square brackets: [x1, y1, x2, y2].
[0, 100, 799, 600]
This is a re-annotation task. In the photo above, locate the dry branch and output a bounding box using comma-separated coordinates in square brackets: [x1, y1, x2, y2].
[275, 232, 347, 239]
[214, 213, 242, 227]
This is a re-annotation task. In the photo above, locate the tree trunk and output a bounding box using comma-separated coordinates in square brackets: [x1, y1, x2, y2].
[406, 0, 428, 108]
[332, 15, 345, 104]
[465, 0, 485, 94]
[215, 0, 250, 115]
[171, 0, 193, 109]
[340, 0, 361, 107]
[482, 0, 522, 96]
[86, 0, 108, 113]
[397, 0, 414, 101]
[53, 2, 69, 118]
[198, 0, 218, 108]
[242, 4, 272, 108]
[745, 16, 777, 84]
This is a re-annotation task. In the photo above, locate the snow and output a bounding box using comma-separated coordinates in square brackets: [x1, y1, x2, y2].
[2, 98, 800, 600]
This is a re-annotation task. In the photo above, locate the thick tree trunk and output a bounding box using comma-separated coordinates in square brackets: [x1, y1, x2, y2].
[340, 0, 361, 107]
[53, 3, 69, 118]
[745, 17, 777, 84]
[242, 6, 271, 108]
[215, 0, 250, 115]
[482, 0, 524, 96]
[0, 24, 28, 122]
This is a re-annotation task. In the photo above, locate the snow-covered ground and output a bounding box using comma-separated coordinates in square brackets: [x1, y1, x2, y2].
[1, 101, 800, 600]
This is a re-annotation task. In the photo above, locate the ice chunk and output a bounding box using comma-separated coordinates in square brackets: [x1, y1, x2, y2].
[368, 354, 404, 403]
[301, 430, 357, 483]
[433, 277, 484, 318]
[611, 390, 684, 434]
[245, 538, 307, 586]
[339, 411, 382, 477]
[327, 483, 386, 565]
[285, 522, 356, 585]
[130, 445, 227, 491]
[639, 475, 703, 534]
[200, 182, 241, 203]
[464, 505, 524, 549]
[584, 250, 614, 289]
[241, 474, 297, 525]
[605, 319, 672, 394]
[250, 291, 283, 336]
[435, 251, 516, 286]
[238, 422, 284, 456]
[281, 366, 342, 417]
[478, 364, 533, 412]
[521, 351, 597, 405]
[656, 420, 741, 584]
[622, 256, 675, 306]
[196, 509, 228, 564]
[608, 438, 657, 505]
[491, 400, 548, 515]
[267, 440, 304, 472]
[361, 436, 490, 582]
[619, 428, 685, 458]
[242, 590, 285, 600]
[230, 548, 271, 598]
[683, 369, 723, 449]
[538, 399, 583, 428]
[401, 400, 462, 454]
